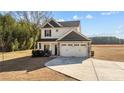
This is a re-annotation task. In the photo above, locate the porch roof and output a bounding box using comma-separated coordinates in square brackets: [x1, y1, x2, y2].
[37, 38, 57, 42]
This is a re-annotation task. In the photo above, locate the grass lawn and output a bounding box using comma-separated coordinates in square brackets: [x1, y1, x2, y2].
[0, 50, 75, 81]
[92, 44, 124, 62]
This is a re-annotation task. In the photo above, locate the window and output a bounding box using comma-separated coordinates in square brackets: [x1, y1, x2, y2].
[44, 29, 51, 37]
[74, 44, 79, 46]
[68, 44, 73, 46]
[80, 44, 86, 46]
[62, 44, 66, 46]
[39, 43, 41, 49]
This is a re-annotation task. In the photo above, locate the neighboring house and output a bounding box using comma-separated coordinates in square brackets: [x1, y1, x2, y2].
[37, 18, 91, 57]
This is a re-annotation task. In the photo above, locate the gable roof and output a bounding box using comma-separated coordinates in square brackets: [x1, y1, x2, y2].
[58, 31, 90, 41]
[42, 18, 62, 28]
[42, 18, 80, 28]
[58, 21, 80, 27]
[49, 20, 61, 27]
[44, 22, 54, 28]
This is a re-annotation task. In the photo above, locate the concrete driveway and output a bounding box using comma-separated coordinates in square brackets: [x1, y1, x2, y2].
[45, 57, 124, 81]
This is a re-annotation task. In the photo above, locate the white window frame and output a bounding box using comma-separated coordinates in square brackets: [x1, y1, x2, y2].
[44, 29, 51, 37]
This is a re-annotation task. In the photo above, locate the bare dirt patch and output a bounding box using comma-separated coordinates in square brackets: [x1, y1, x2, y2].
[92, 45, 124, 62]
[0, 50, 75, 81]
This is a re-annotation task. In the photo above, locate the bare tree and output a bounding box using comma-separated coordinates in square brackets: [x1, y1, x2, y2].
[10, 11, 52, 49]
[10, 11, 52, 28]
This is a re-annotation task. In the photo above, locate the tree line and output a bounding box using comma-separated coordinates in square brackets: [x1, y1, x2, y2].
[90, 36, 124, 44]
[0, 11, 51, 52]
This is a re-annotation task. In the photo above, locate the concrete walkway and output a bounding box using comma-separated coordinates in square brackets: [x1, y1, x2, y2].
[45, 57, 124, 81]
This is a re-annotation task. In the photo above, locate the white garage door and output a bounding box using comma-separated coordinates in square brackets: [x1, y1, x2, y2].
[60, 43, 88, 57]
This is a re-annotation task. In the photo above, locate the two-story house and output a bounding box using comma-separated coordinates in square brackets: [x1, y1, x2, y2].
[37, 18, 91, 57]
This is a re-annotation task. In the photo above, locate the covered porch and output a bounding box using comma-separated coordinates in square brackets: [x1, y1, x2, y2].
[37, 41, 59, 56]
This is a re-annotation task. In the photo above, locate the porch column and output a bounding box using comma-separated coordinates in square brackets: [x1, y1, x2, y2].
[88, 41, 91, 57]
[49, 43, 52, 51]
[37, 42, 39, 49]
[49, 43, 52, 56]
[41, 43, 44, 50]
[57, 42, 60, 56]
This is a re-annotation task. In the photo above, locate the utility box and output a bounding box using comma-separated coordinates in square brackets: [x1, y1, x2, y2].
[91, 51, 94, 57]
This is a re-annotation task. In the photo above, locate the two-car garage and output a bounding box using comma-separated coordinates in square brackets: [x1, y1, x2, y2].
[58, 31, 91, 57]
[60, 42, 88, 57]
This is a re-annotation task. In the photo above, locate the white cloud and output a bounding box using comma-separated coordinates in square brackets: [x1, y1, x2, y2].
[73, 15, 94, 20]
[73, 15, 83, 20]
[101, 11, 119, 16]
[57, 19, 64, 22]
[73, 14, 93, 20]
[108, 25, 124, 38]
[88, 25, 124, 39]
[85, 14, 93, 19]
[73, 15, 79, 20]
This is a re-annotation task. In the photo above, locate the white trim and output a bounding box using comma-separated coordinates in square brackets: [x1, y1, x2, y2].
[42, 18, 62, 28]
[58, 41, 90, 43]
[37, 41, 58, 44]
[42, 19, 50, 27]
[37, 42, 39, 49]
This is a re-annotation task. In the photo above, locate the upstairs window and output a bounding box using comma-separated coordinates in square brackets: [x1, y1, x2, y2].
[44, 30, 51, 37]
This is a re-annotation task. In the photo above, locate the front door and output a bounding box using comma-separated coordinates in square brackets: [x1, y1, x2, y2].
[44, 45, 50, 51]
[55, 45, 57, 55]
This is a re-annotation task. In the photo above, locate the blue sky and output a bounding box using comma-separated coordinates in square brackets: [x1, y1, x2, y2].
[53, 11, 124, 39]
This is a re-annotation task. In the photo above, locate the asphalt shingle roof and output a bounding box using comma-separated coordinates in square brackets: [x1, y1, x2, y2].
[58, 31, 90, 41]
[58, 21, 80, 27]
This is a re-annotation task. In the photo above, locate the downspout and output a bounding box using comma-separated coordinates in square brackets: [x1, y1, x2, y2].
[89, 41, 92, 57]
[57, 42, 60, 56]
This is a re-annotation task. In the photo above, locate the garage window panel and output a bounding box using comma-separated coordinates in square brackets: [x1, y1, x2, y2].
[74, 44, 79, 46]
[62, 44, 66, 46]
[68, 44, 73, 46]
[80, 44, 86, 46]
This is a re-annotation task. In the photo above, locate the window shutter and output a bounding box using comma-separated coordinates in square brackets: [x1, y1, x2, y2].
[44, 30, 46, 36]
[50, 30, 51, 36]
